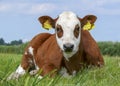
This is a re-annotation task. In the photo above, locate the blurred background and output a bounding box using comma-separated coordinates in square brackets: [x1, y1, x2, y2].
[0, 0, 120, 43]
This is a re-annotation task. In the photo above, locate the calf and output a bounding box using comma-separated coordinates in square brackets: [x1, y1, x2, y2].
[8, 11, 104, 80]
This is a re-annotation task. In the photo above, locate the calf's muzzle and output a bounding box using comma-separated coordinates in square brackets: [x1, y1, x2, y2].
[63, 43, 74, 52]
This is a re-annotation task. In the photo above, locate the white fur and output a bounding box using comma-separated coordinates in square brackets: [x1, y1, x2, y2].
[72, 70, 76, 77]
[59, 67, 76, 78]
[28, 46, 39, 70]
[59, 67, 70, 77]
[29, 69, 39, 76]
[7, 65, 25, 80]
[33, 59, 39, 70]
[15, 65, 25, 75]
[38, 76, 43, 79]
[63, 52, 77, 61]
[7, 46, 40, 80]
[29, 69, 42, 79]
[28, 46, 34, 55]
[56, 11, 81, 60]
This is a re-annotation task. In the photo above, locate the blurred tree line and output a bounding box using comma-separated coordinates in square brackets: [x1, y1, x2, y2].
[0, 40, 120, 56]
[0, 37, 120, 56]
[0, 38, 23, 45]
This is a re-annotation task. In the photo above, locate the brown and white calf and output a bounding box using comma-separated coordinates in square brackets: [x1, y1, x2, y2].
[8, 11, 104, 80]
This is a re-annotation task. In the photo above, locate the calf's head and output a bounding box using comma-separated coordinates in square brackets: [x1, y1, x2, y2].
[38, 11, 97, 61]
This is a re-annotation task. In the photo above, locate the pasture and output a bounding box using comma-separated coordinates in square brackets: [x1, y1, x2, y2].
[0, 53, 120, 86]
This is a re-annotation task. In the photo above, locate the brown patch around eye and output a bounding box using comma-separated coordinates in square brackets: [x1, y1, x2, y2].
[74, 24, 80, 38]
[56, 24, 63, 38]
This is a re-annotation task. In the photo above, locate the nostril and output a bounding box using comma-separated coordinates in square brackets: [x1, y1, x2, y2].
[63, 44, 67, 49]
[70, 44, 74, 49]
[63, 43, 74, 52]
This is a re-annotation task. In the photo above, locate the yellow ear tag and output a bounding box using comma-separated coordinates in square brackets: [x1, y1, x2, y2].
[43, 20, 52, 30]
[83, 21, 95, 31]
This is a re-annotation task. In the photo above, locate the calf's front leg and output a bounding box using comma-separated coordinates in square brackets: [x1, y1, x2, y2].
[7, 49, 35, 80]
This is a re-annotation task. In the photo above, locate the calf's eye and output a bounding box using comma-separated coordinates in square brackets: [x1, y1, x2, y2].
[74, 24, 80, 38]
[56, 24, 63, 38]
[56, 27, 61, 33]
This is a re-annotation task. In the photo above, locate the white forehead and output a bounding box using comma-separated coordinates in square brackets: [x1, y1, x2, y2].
[56, 11, 80, 27]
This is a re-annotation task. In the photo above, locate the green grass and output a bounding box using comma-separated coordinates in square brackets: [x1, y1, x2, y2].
[0, 53, 120, 86]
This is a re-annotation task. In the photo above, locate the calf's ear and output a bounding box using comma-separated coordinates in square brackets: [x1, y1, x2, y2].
[80, 15, 97, 31]
[38, 16, 55, 30]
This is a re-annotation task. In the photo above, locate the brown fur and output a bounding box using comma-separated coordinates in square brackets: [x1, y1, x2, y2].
[20, 13, 104, 77]
[20, 30, 104, 76]
[35, 34, 63, 76]
[21, 33, 52, 70]
[62, 30, 104, 74]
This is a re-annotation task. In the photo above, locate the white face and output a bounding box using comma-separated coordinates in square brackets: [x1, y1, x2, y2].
[55, 11, 81, 61]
